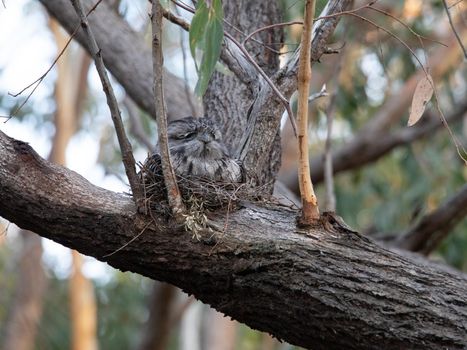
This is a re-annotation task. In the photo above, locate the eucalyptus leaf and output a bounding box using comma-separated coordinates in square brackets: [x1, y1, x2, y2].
[189, 0, 224, 96]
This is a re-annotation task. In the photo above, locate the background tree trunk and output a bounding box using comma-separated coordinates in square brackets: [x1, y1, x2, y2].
[1, 230, 47, 350]
[50, 18, 98, 350]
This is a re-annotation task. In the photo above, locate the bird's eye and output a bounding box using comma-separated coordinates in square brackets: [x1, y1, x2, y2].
[181, 132, 196, 140]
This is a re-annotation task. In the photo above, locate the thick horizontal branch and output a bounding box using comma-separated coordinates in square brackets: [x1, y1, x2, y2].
[38, 0, 200, 119]
[1, 130, 467, 349]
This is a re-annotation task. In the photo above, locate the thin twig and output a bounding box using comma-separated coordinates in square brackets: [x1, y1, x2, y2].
[103, 221, 152, 258]
[441, 0, 467, 59]
[174, 6, 198, 117]
[448, 0, 463, 9]
[323, 84, 337, 212]
[151, 0, 186, 218]
[3, 0, 103, 123]
[367, 6, 447, 47]
[432, 83, 467, 164]
[162, 7, 190, 31]
[224, 31, 297, 136]
[308, 85, 328, 103]
[296, 0, 320, 225]
[71, 0, 144, 203]
[172, 0, 282, 54]
[242, 21, 302, 46]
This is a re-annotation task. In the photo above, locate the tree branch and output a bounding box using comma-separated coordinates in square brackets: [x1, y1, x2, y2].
[151, 0, 185, 217]
[441, 0, 467, 59]
[38, 0, 200, 119]
[70, 0, 143, 203]
[281, 27, 465, 191]
[281, 95, 467, 191]
[237, 0, 353, 186]
[314, 98, 467, 183]
[1, 130, 467, 349]
[296, 0, 320, 224]
[392, 184, 467, 255]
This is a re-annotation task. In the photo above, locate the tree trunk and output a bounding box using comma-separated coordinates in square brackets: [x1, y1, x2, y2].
[1, 230, 47, 350]
[137, 283, 177, 350]
[203, 307, 237, 350]
[1, 132, 466, 350]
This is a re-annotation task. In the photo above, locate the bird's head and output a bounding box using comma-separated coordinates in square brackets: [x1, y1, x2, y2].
[167, 117, 228, 160]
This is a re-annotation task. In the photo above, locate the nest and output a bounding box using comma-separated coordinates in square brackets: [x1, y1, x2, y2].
[139, 159, 267, 217]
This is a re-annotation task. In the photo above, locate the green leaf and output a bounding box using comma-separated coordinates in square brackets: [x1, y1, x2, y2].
[189, 0, 224, 96]
[189, 0, 209, 62]
[195, 13, 223, 95]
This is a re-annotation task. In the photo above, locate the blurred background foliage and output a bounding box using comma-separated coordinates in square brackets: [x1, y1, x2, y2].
[0, 0, 465, 349]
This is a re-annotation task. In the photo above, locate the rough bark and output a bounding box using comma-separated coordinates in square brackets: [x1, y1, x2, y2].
[38, 0, 200, 120]
[204, 0, 283, 185]
[204, 0, 282, 135]
[1, 131, 466, 350]
[236, 0, 353, 186]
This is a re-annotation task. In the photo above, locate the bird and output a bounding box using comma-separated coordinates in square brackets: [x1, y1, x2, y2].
[144, 117, 243, 183]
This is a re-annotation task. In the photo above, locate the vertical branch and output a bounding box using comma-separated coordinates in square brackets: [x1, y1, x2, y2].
[296, 0, 320, 226]
[1, 230, 46, 350]
[151, 0, 185, 218]
[70, 0, 144, 204]
[323, 93, 336, 212]
[175, 6, 199, 118]
[323, 54, 344, 212]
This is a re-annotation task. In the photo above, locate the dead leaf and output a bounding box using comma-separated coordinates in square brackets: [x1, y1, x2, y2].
[408, 74, 434, 126]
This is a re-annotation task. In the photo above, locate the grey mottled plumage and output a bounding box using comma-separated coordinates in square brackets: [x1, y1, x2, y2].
[146, 117, 243, 183]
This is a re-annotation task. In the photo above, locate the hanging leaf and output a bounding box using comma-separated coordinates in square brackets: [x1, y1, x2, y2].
[189, 0, 209, 65]
[189, 0, 224, 96]
[408, 74, 434, 126]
